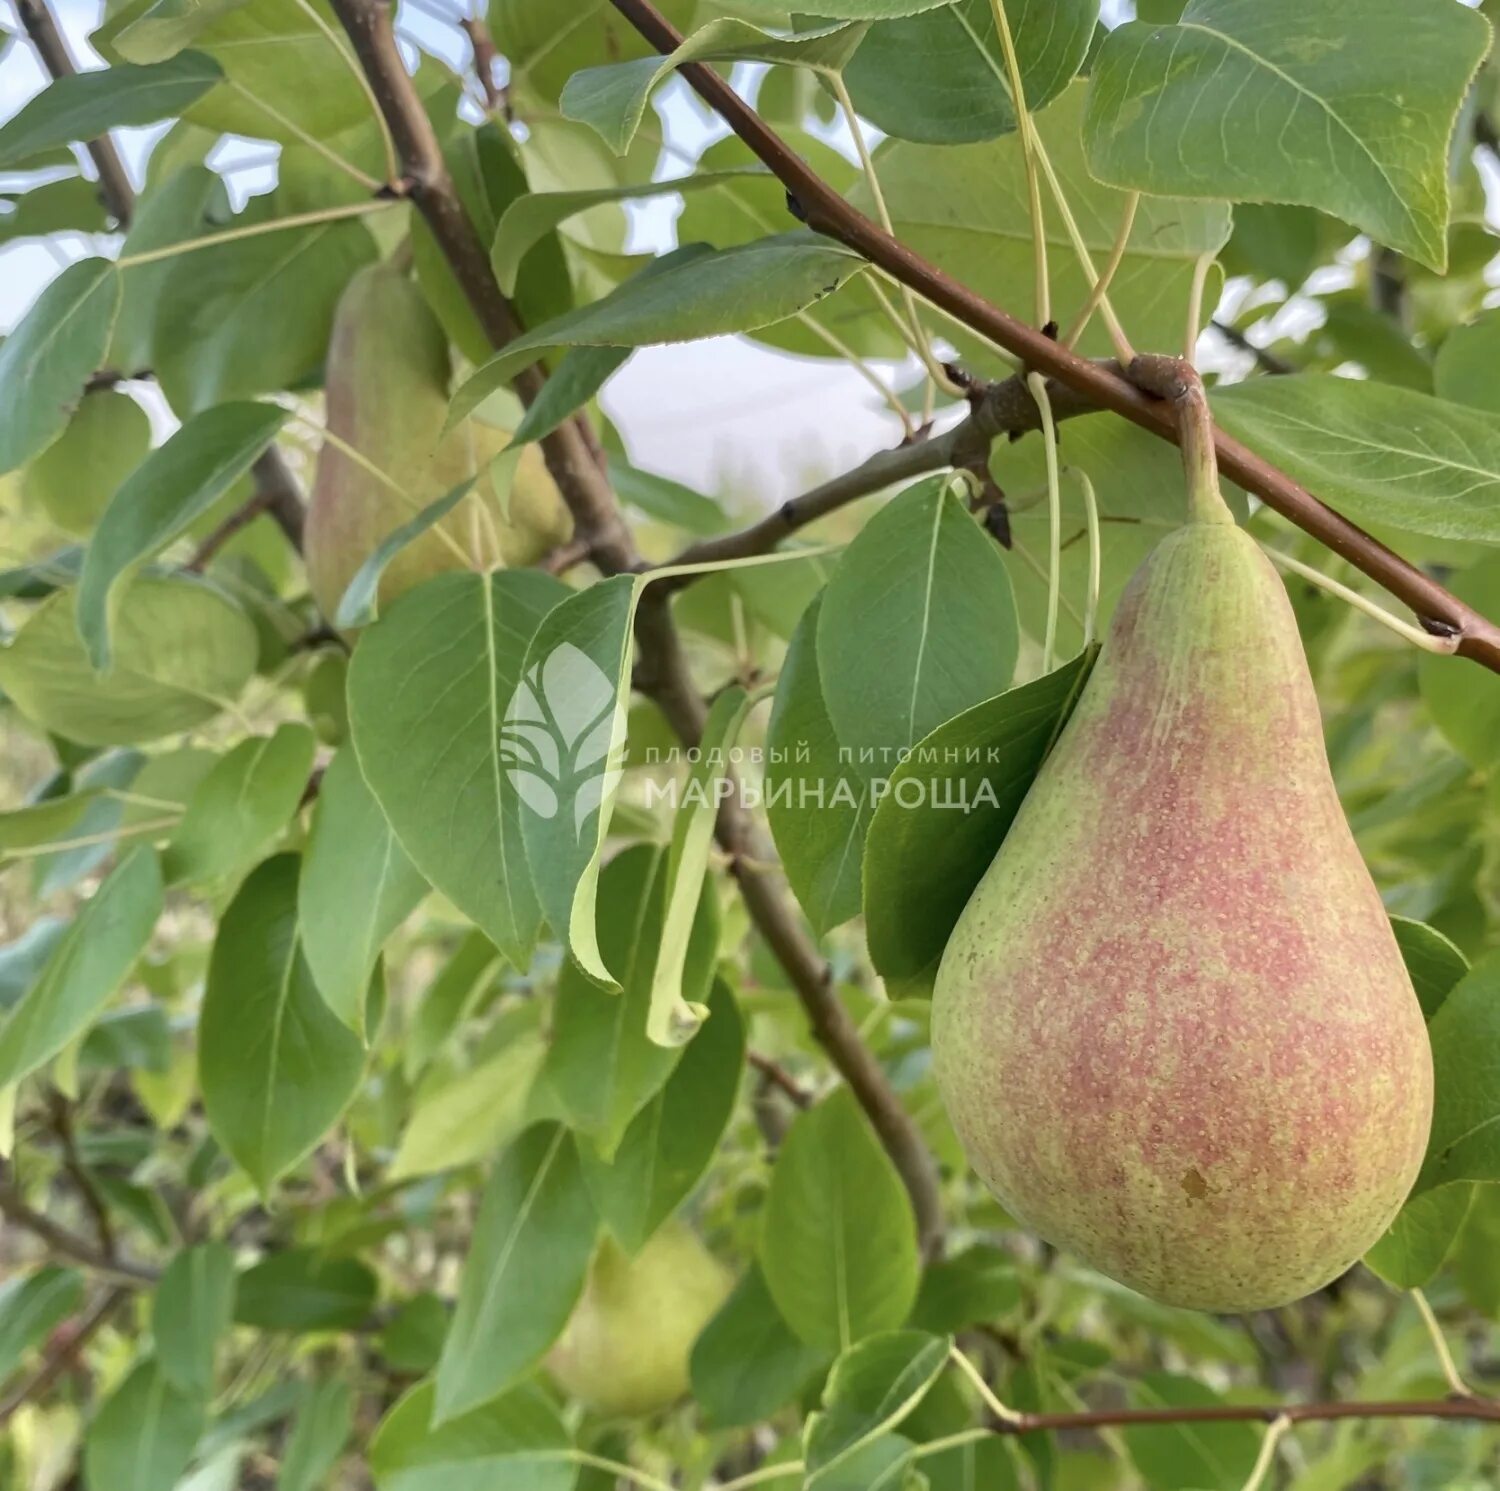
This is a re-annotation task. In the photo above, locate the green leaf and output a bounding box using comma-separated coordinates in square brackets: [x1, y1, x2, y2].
[136, 0, 374, 145]
[1085, 0, 1492, 271]
[1435, 311, 1500, 416]
[0, 258, 120, 475]
[765, 594, 872, 936]
[491, 169, 768, 295]
[0, 847, 161, 1089]
[511, 576, 635, 985]
[233, 1250, 376, 1331]
[113, 0, 256, 62]
[347, 570, 567, 967]
[152, 1242, 235, 1397]
[0, 1267, 83, 1383]
[1213, 375, 1500, 544]
[867, 81, 1229, 356]
[1121, 1373, 1260, 1490]
[863, 653, 1095, 998]
[299, 747, 427, 1038]
[434, 1123, 598, 1422]
[690, 1265, 830, 1429]
[76, 402, 284, 670]
[806, 1331, 949, 1483]
[732, 0, 946, 14]
[278, 1377, 354, 1491]
[844, 0, 1096, 145]
[0, 575, 258, 746]
[1418, 553, 1500, 768]
[402, 931, 500, 1083]
[82, 1358, 205, 1491]
[581, 978, 745, 1253]
[545, 843, 719, 1158]
[1417, 955, 1500, 1193]
[1364, 1183, 1473, 1289]
[649, 686, 753, 1046]
[199, 855, 364, 1191]
[507, 346, 631, 451]
[454, 236, 869, 412]
[760, 1088, 920, 1352]
[0, 174, 110, 243]
[110, 164, 229, 375]
[1391, 915, 1470, 1022]
[333, 480, 474, 631]
[0, 53, 221, 169]
[388, 1017, 548, 1181]
[911, 1247, 1021, 1335]
[561, 19, 869, 154]
[150, 175, 378, 415]
[21, 385, 152, 537]
[370, 1381, 575, 1491]
[818, 476, 1019, 760]
[163, 722, 315, 887]
[606, 455, 726, 535]
[0, 791, 102, 856]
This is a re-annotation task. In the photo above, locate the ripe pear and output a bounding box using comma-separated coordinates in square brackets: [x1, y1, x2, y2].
[546, 1222, 730, 1416]
[23, 387, 151, 535]
[304, 263, 571, 621]
[932, 482, 1432, 1313]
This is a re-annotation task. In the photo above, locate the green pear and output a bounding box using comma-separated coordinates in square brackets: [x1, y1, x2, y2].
[22, 387, 151, 535]
[932, 476, 1432, 1312]
[546, 1222, 730, 1416]
[304, 264, 571, 622]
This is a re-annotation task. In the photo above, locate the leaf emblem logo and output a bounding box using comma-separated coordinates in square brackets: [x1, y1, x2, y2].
[501, 642, 621, 834]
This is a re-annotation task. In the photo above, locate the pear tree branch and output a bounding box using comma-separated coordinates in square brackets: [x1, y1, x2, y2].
[15, 0, 135, 228]
[607, 0, 1500, 675]
[327, 0, 945, 1255]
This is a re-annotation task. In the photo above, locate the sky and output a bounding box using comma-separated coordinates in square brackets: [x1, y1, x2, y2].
[0, 1, 1493, 510]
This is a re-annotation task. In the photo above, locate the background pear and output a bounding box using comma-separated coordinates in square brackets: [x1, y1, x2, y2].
[546, 1222, 730, 1416]
[304, 263, 571, 622]
[933, 503, 1433, 1313]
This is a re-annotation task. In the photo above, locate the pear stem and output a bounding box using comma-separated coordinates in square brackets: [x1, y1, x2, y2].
[1128, 355, 1234, 526]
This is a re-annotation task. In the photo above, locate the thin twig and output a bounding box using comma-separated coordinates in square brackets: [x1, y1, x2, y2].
[1212, 317, 1294, 376]
[0, 1287, 129, 1427]
[1413, 1287, 1473, 1399]
[748, 1051, 813, 1109]
[46, 1093, 114, 1261]
[185, 447, 306, 569]
[607, 0, 1500, 675]
[0, 1177, 158, 1286]
[15, 0, 134, 227]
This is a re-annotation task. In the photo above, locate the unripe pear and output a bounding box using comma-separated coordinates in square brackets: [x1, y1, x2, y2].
[932, 498, 1432, 1312]
[23, 388, 151, 535]
[304, 264, 571, 621]
[546, 1222, 730, 1416]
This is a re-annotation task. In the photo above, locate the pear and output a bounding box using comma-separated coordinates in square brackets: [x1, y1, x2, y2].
[932, 444, 1432, 1313]
[304, 263, 571, 621]
[546, 1222, 730, 1416]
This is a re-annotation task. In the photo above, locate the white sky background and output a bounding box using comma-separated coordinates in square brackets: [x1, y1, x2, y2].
[0, 1, 1492, 509]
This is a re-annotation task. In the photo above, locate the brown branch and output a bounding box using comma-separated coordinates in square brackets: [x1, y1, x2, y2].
[748, 1051, 813, 1109]
[992, 1394, 1500, 1435]
[667, 370, 1099, 575]
[185, 446, 306, 568]
[0, 1176, 158, 1286]
[608, 0, 1500, 674]
[0, 1286, 129, 1427]
[328, 0, 944, 1253]
[1211, 318, 1293, 376]
[459, 16, 506, 114]
[15, 0, 135, 228]
[46, 1093, 114, 1262]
